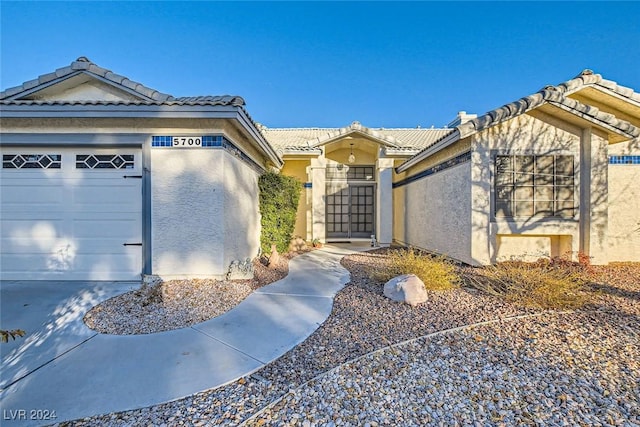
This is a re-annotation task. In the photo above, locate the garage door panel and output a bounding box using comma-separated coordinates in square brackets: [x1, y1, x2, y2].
[1, 147, 142, 281]
[1, 186, 65, 204]
[0, 256, 140, 280]
[73, 253, 142, 272]
[1, 252, 74, 273]
[0, 237, 69, 254]
[1, 220, 65, 238]
[73, 182, 140, 199]
[74, 220, 140, 239]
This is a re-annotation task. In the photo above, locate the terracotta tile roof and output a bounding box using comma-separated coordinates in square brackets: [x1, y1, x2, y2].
[553, 69, 640, 105]
[0, 97, 245, 106]
[0, 57, 245, 107]
[397, 70, 640, 173]
[456, 82, 639, 140]
[261, 122, 453, 153]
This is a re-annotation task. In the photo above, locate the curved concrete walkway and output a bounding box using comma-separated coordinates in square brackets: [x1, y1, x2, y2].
[0, 245, 356, 426]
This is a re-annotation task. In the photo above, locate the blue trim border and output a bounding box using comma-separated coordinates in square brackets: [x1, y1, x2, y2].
[151, 135, 264, 173]
[303, 182, 312, 188]
[393, 151, 471, 188]
[609, 155, 640, 165]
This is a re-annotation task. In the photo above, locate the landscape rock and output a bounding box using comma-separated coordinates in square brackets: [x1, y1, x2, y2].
[268, 244, 280, 268]
[289, 236, 307, 252]
[383, 274, 428, 306]
[227, 258, 254, 280]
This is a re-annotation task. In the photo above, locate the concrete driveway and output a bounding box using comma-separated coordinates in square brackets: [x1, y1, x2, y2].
[0, 246, 354, 426]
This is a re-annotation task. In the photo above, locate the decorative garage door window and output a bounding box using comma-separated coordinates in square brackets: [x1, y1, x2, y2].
[76, 154, 134, 169]
[495, 155, 574, 218]
[2, 154, 62, 169]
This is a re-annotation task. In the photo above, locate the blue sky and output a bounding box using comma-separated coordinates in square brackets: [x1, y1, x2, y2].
[1, 1, 639, 128]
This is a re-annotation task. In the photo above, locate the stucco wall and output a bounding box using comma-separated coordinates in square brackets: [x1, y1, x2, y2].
[607, 140, 640, 261]
[223, 151, 262, 266]
[395, 161, 473, 264]
[151, 148, 225, 278]
[281, 159, 311, 240]
[470, 113, 583, 264]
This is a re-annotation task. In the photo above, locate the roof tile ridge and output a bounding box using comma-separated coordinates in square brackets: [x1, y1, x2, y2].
[378, 126, 451, 130]
[550, 97, 640, 138]
[263, 127, 339, 131]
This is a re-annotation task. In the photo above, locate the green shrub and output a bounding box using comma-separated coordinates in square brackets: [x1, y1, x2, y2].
[258, 172, 302, 255]
[464, 259, 589, 309]
[372, 248, 460, 291]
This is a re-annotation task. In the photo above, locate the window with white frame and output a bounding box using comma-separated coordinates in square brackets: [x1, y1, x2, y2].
[495, 155, 575, 218]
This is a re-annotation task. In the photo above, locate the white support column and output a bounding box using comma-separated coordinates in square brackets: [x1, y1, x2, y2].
[580, 128, 609, 264]
[310, 157, 327, 242]
[376, 158, 395, 245]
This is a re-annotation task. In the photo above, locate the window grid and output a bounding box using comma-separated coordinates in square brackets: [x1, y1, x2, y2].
[495, 155, 574, 218]
[326, 165, 375, 181]
[76, 154, 134, 169]
[326, 188, 350, 234]
[2, 154, 61, 169]
[326, 185, 374, 236]
[349, 185, 374, 233]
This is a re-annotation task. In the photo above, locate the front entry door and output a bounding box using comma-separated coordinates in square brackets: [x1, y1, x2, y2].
[326, 183, 375, 238]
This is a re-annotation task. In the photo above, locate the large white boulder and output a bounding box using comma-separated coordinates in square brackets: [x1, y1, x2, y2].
[383, 274, 428, 307]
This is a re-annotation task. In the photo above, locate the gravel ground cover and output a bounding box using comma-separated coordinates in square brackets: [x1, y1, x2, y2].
[83, 251, 296, 335]
[60, 249, 639, 427]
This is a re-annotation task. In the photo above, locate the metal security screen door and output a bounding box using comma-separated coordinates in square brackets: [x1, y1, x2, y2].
[326, 183, 375, 238]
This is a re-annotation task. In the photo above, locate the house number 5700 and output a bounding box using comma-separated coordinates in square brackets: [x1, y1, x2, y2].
[172, 137, 202, 147]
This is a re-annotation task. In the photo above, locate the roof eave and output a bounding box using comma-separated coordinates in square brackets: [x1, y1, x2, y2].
[236, 108, 284, 169]
[0, 103, 243, 118]
[384, 148, 421, 157]
[309, 125, 401, 149]
[281, 149, 322, 157]
[545, 100, 640, 142]
[396, 130, 461, 173]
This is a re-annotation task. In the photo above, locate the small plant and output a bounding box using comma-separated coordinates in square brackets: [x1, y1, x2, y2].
[463, 259, 589, 309]
[372, 248, 460, 291]
[1, 328, 26, 343]
[258, 172, 302, 255]
[311, 238, 323, 248]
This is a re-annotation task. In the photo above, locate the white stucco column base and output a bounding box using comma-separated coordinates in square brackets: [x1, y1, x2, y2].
[151, 147, 260, 279]
[376, 158, 394, 245]
[580, 129, 609, 265]
[310, 157, 327, 242]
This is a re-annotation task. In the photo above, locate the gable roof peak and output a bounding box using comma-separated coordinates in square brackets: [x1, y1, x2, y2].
[1, 57, 176, 102]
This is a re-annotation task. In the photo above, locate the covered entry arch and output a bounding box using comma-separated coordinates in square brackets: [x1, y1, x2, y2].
[266, 121, 432, 245]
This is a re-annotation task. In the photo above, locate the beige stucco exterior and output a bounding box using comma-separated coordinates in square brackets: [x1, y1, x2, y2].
[470, 113, 583, 265]
[281, 159, 311, 240]
[392, 104, 638, 265]
[151, 148, 225, 278]
[1, 63, 279, 280]
[394, 159, 473, 263]
[3, 61, 639, 281]
[278, 133, 406, 245]
[607, 139, 640, 261]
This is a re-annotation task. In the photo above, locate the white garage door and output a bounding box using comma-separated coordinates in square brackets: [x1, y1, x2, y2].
[1, 148, 142, 281]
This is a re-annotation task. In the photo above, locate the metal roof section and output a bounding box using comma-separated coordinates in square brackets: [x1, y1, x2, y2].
[397, 70, 640, 174]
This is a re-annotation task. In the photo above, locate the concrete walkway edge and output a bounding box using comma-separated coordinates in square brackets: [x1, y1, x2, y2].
[0, 245, 356, 426]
